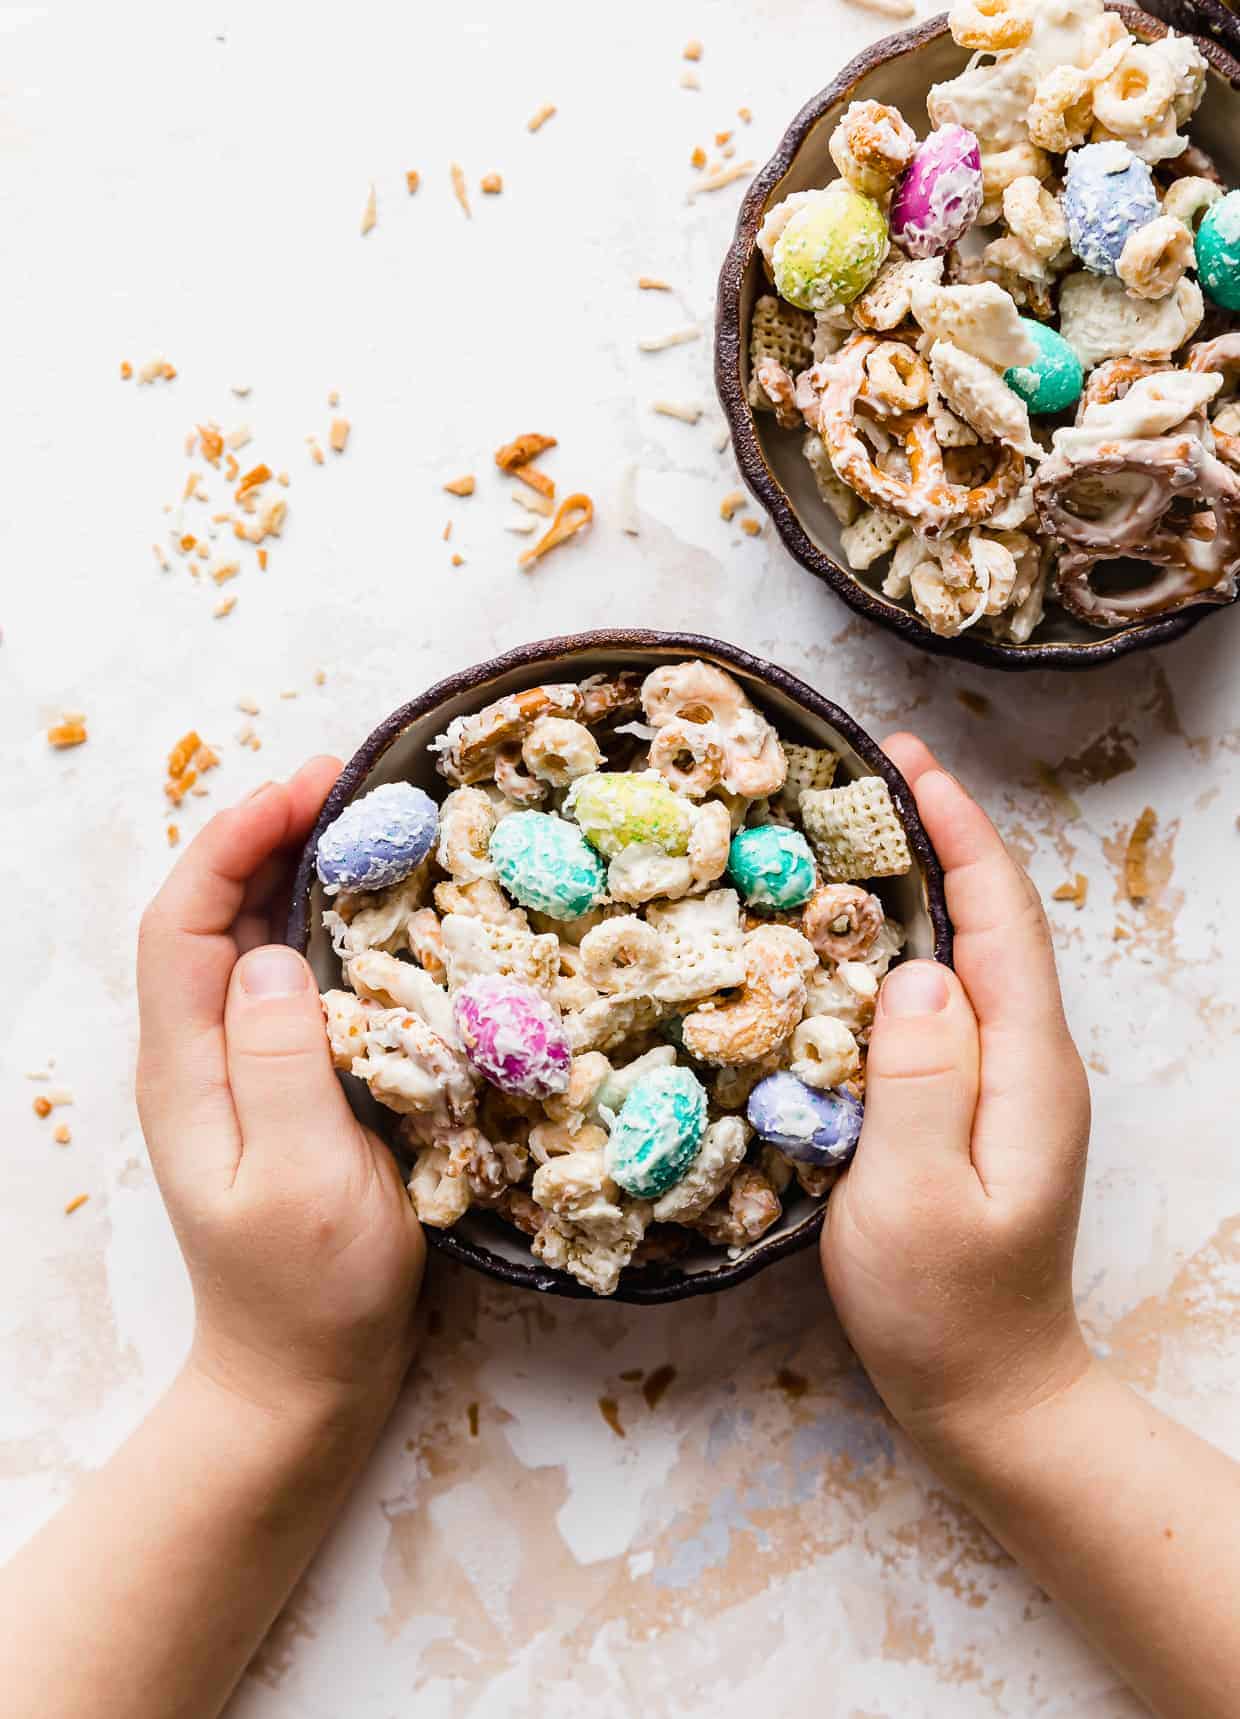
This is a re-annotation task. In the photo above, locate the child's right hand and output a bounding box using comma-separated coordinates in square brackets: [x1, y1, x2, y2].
[821, 736, 1093, 1460]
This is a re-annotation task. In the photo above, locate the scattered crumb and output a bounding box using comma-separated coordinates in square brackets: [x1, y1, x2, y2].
[1124, 807, 1158, 903]
[256, 548, 269, 570]
[495, 433, 557, 471]
[527, 103, 556, 132]
[740, 516, 762, 536]
[956, 689, 992, 717]
[690, 145, 707, 170]
[505, 514, 540, 534]
[511, 486, 555, 517]
[47, 718, 88, 750]
[443, 521, 453, 541]
[307, 437, 325, 466]
[33, 1096, 52, 1119]
[120, 360, 133, 380]
[638, 326, 701, 352]
[213, 596, 237, 619]
[683, 38, 703, 59]
[467, 1402, 480, 1436]
[327, 389, 340, 408]
[166, 731, 220, 803]
[231, 382, 251, 397]
[515, 464, 555, 500]
[518, 493, 594, 571]
[715, 130, 732, 146]
[64, 1194, 89, 1217]
[210, 559, 240, 585]
[690, 160, 755, 195]
[598, 1396, 626, 1438]
[1052, 874, 1089, 910]
[618, 1368, 643, 1383]
[480, 172, 503, 194]
[618, 463, 639, 536]
[136, 357, 177, 384]
[406, 169, 420, 194]
[314, 669, 327, 686]
[720, 490, 747, 521]
[1033, 762, 1081, 820]
[237, 695, 260, 716]
[450, 161, 471, 218]
[712, 421, 731, 453]
[652, 400, 703, 424]
[444, 474, 476, 496]
[44, 1086, 73, 1106]
[642, 1365, 676, 1410]
[152, 544, 171, 571]
[235, 462, 271, 500]
[680, 71, 701, 90]
[451, 553, 465, 567]
[166, 824, 180, 846]
[775, 1367, 809, 1400]
[360, 183, 377, 236]
[329, 416, 351, 454]
[224, 426, 252, 451]
[1113, 924, 1131, 941]
[738, 105, 753, 123]
[53, 1124, 71, 1146]
[637, 276, 672, 291]
[279, 689, 299, 700]
[847, 0, 916, 15]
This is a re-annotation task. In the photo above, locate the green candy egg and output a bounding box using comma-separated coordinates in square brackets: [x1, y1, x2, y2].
[1004, 318, 1083, 415]
[489, 811, 607, 920]
[1196, 191, 1240, 311]
[727, 824, 816, 910]
[565, 771, 692, 859]
[772, 186, 888, 311]
[604, 1066, 708, 1198]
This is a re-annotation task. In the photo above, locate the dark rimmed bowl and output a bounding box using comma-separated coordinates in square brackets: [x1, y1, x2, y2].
[287, 630, 953, 1304]
[716, 4, 1240, 671]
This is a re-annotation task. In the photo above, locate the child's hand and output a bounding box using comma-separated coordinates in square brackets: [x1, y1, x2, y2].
[821, 736, 1092, 1456]
[137, 760, 425, 1425]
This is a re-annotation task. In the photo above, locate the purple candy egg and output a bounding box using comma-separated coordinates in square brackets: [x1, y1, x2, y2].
[746, 1071, 863, 1167]
[890, 125, 983, 260]
[453, 974, 571, 1100]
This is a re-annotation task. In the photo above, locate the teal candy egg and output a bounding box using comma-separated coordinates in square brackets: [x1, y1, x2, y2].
[489, 811, 607, 920]
[1196, 191, 1240, 312]
[1004, 319, 1083, 415]
[727, 824, 816, 910]
[605, 1066, 708, 1198]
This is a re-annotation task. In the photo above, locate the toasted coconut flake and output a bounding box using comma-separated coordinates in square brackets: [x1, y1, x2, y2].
[451, 552, 465, 567]
[306, 438, 325, 466]
[137, 357, 177, 384]
[480, 172, 503, 194]
[48, 718, 88, 749]
[257, 547, 269, 570]
[214, 595, 237, 619]
[1124, 808, 1158, 902]
[361, 183, 377, 235]
[518, 492, 594, 570]
[1053, 874, 1089, 910]
[527, 102, 556, 132]
[495, 433, 557, 471]
[64, 1194, 89, 1216]
[224, 453, 239, 482]
[235, 463, 271, 499]
[740, 516, 762, 536]
[406, 169, 420, 194]
[210, 559, 240, 585]
[637, 276, 672, 290]
[715, 130, 732, 146]
[683, 38, 703, 59]
[53, 1123, 71, 1145]
[737, 106, 752, 123]
[197, 425, 224, 465]
[720, 490, 746, 521]
[444, 474, 476, 496]
[690, 146, 707, 169]
[689, 160, 754, 196]
[638, 326, 701, 352]
[443, 521, 453, 541]
[237, 696, 260, 715]
[329, 416, 351, 453]
[120, 360, 133, 380]
[515, 464, 555, 500]
[450, 162, 471, 218]
[652, 399, 703, 424]
[166, 825, 180, 847]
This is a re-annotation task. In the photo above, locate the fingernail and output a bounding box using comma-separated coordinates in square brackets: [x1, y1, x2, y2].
[239, 946, 307, 998]
[881, 961, 949, 1017]
[243, 780, 276, 803]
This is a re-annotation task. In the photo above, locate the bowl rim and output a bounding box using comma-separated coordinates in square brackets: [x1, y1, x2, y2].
[714, 3, 1240, 672]
[286, 627, 954, 1305]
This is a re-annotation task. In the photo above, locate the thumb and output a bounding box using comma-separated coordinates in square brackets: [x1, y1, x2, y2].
[225, 944, 361, 1167]
[853, 960, 980, 1191]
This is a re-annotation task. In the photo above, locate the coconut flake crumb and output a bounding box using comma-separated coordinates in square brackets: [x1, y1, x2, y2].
[47, 718, 88, 749]
[444, 474, 476, 496]
[406, 169, 420, 194]
[361, 183, 377, 236]
[451, 162, 471, 218]
[720, 490, 747, 521]
[652, 400, 703, 424]
[329, 416, 351, 453]
[683, 39, 703, 60]
[638, 327, 701, 352]
[480, 172, 503, 195]
[527, 103, 556, 132]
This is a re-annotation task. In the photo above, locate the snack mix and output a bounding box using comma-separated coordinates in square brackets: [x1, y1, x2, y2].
[315, 662, 913, 1296]
[748, 0, 1240, 638]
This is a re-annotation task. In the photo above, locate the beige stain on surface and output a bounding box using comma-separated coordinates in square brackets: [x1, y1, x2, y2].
[1106, 1218, 1240, 1393]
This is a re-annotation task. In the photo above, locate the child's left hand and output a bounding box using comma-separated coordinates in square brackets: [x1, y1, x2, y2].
[136, 759, 425, 1426]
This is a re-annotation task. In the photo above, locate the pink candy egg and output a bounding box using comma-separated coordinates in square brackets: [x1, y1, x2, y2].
[889, 125, 983, 260]
[453, 974, 571, 1100]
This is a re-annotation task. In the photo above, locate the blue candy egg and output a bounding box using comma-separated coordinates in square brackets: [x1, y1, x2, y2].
[315, 781, 438, 896]
[1062, 142, 1158, 276]
[489, 810, 607, 920]
[1004, 318, 1083, 416]
[747, 1071, 863, 1167]
[605, 1065, 708, 1198]
[1195, 191, 1240, 311]
[727, 825, 817, 910]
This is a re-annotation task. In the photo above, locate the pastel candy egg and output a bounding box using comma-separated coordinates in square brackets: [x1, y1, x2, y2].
[605, 1065, 709, 1198]
[889, 125, 983, 260]
[727, 825, 816, 910]
[746, 1071, 863, 1167]
[772, 185, 889, 311]
[566, 771, 692, 859]
[1004, 318, 1083, 416]
[453, 974, 571, 1099]
[489, 810, 607, 920]
[1195, 191, 1240, 311]
[1063, 142, 1158, 276]
[315, 781, 438, 896]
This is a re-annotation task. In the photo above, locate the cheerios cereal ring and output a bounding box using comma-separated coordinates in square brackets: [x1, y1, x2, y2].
[1027, 66, 1094, 155]
[802, 883, 885, 963]
[819, 334, 1025, 536]
[521, 715, 602, 786]
[1002, 176, 1068, 262]
[579, 915, 666, 995]
[948, 0, 1031, 52]
[1117, 215, 1194, 302]
[648, 723, 725, 798]
[1093, 47, 1177, 142]
[980, 142, 1051, 213]
[1163, 175, 1223, 233]
[828, 100, 917, 198]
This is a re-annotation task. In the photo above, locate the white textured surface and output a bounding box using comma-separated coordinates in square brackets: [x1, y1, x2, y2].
[4, 4, 1240, 1715]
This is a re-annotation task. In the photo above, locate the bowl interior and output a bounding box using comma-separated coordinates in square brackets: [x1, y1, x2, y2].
[727, 7, 1240, 663]
[295, 634, 949, 1303]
